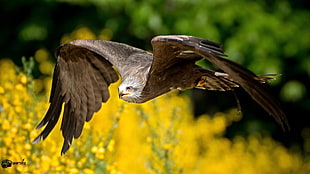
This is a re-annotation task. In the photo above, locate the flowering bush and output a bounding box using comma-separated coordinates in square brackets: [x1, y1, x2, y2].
[1, 27, 309, 174]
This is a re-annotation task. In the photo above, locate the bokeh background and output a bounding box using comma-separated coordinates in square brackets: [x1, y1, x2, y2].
[0, 0, 309, 173]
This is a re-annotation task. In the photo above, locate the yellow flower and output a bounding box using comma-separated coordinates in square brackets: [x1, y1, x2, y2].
[16, 164, 28, 173]
[34, 48, 49, 63]
[39, 60, 54, 75]
[108, 139, 115, 152]
[20, 74, 28, 84]
[33, 79, 43, 93]
[107, 163, 117, 171]
[99, 28, 113, 41]
[110, 170, 122, 174]
[0, 86, 5, 94]
[73, 27, 96, 40]
[60, 27, 96, 44]
[91, 146, 98, 153]
[4, 81, 13, 90]
[2, 119, 10, 130]
[25, 143, 32, 150]
[212, 115, 226, 134]
[146, 136, 152, 143]
[23, 122, 32, 130]
[95, 147, 105, 160]
[15, 106, 23, 113]
[84, 168, 95, 174]
[3, 136, 12, 146]
[69, 168, 79, 174]
[163, 143, 173, 150]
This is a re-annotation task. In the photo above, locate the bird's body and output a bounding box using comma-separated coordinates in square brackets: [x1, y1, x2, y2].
[33, 35, 289, 154]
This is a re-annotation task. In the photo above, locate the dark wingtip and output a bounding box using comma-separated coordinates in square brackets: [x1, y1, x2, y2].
[32, 135, 42, 144]
[278, 114, 290, 132]
[60, 140, 70, 155]
[35, 121, 45, 130]
[189, 36, 228, 57]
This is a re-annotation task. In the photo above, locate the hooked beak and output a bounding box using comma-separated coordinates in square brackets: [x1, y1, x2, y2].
[119, 91, 131, 98]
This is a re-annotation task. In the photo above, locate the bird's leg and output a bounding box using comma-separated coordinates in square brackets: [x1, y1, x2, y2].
[194, 73, 239, 91]
[195, 76, 209, 89]
[232, 89, 242, 115]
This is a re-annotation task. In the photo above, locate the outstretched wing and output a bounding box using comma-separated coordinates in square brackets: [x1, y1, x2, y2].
[32, 40, 149, 154]
[151, 35, 289, 130]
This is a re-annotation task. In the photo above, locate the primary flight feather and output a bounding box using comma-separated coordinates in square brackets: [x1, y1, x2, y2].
[33, 35, 289, 154]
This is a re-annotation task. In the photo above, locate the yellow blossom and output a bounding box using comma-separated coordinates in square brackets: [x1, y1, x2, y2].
[33, 79, 43, 93]
[99, 28, 113, 41]
[91, 146, 98, 153]
[108, 139, 115, 152]
[39, 60, 54, 75]
[20, 74, 28, 84]
[69, 168, 79, 174]
[146, 136, 152, 143]
[0, 86, 5, 94]
[3, 136, 12, 145]
[163, 143, 173, 150]
[2, 119, 10, 130]
[23, 123, 32, 130]
[95, 147, 105, 160]
[84, 168, 95, 174]
[24, 143, 31, 150]
[15, 106, 23, 113]
[34, 48, 49, 63]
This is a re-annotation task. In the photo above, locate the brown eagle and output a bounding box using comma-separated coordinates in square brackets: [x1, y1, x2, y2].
[32, 35, 289, 154]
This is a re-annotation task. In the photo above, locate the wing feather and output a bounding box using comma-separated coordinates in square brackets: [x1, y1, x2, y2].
[33, 43, 121, 154]
[69, 40, 152, 79]
[151, 35, 289, 130]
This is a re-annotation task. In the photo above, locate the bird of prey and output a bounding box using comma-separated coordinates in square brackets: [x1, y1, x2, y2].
[32, 35, 289, 154]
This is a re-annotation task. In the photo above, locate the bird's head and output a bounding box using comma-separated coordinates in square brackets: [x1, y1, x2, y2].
[118, 77, 144, 103]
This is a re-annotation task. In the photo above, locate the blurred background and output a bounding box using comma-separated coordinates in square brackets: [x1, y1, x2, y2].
[0, 0, 309, 173]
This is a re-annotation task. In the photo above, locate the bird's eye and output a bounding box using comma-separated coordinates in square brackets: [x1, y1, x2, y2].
[126, 86, 133, 91]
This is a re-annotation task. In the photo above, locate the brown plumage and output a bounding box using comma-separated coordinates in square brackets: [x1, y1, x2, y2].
[33, 35, 289, 154]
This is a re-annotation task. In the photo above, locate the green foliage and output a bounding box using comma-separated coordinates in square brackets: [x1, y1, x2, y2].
[280, 80, 306, 102]
[21, 57, 35, 78]
[2, 0, 309, 75]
